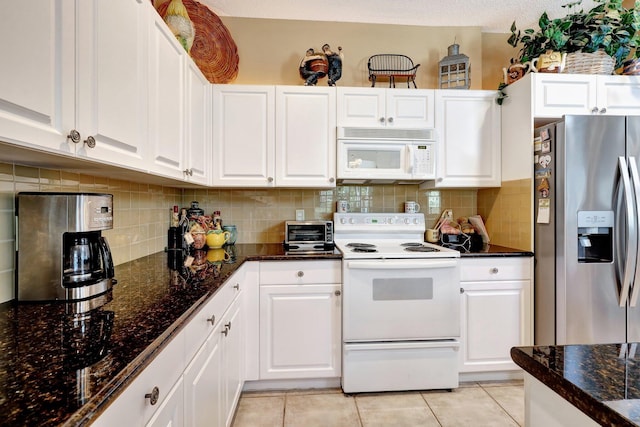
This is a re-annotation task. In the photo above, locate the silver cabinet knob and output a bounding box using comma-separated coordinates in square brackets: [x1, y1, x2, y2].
[600, 107, 607, 114]
[592, 107, 599, 113]
[329, 177, 335, 183]
[490, 267, 499, 274]
[267, 177, 274, 183]
[460, 288, 465, 294]
[207, 315, 215, 325]
[388, 117, 394, 123]
[225, 321, 232, 331]
[222, 327, 228, 336]
[145, 386, 160, 405]
[67, 129, 81, 144]
[84, 136, 96, 148]
[379, 117, 385, 123]
[233, 283, 240, 290]
[335, 290, 341, 296]
[183, 169, 193, 176]
[297, 271, 304, 277]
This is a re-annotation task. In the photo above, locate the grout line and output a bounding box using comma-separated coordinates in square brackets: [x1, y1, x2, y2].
[420, 393, 444, 427]
[478, 384, 522, 427]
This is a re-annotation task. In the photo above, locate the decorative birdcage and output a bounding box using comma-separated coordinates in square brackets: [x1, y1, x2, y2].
[438, 43, 470, 89]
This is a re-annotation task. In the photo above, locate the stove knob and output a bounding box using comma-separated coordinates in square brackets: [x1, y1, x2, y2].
[349, 218, 356, 224]
[413, 218, 420, 224]
[404, 218, 410, 224]
[340, 218, 347, 224]
[387, 217, 394, 224]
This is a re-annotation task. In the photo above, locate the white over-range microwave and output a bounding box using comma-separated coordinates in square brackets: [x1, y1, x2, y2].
[337, 127, 437, 184]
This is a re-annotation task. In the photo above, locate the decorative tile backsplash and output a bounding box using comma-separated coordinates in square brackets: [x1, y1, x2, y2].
[0, 161, 480, 302]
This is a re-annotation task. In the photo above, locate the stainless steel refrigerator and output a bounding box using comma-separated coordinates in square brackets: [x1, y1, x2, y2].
[535, 115, 640, 345]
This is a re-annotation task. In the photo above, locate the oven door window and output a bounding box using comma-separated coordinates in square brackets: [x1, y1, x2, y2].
[343, 260, 460, 341]
[372, 278, 433, 300]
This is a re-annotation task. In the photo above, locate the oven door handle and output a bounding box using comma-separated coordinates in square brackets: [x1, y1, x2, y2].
[347, 260, 458, 269]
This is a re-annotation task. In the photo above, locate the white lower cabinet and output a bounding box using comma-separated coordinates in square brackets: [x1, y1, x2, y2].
[459, 257, 533, 375]
[259, 261, 342, 380]
[146, 377, 185, 427]
[94, 267, 246, 427]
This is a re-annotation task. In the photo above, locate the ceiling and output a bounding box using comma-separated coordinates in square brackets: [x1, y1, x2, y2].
[200, 0, 602, 33]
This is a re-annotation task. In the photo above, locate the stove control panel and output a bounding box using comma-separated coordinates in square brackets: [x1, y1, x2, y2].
[334, 213, 425, 231]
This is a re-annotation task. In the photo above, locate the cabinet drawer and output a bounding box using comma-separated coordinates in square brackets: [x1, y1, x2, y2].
[259, 260, 341, 285]
[185, 277, 241, 363]
[461, 258, 531, 281]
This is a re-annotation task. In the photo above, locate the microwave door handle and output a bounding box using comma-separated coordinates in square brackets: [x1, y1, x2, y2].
[407, 145, 414, 174]
[617, 156, 635, 307]
[628, 157, 640, 307]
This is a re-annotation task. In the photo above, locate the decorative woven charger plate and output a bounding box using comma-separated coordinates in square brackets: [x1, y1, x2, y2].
[156, 0, 239, 83]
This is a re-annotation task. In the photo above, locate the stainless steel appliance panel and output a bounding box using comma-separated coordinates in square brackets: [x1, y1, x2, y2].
[534, 116, 628, 345]
[559, 115, 626, 345]
[627, 116, 640, 343]
[16, 193, 115, 303]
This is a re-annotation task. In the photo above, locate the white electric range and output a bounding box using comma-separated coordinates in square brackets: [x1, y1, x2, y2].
[334, 213, 461, 393]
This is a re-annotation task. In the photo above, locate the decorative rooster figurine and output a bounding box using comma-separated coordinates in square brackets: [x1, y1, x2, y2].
[163, 0, 195, 54]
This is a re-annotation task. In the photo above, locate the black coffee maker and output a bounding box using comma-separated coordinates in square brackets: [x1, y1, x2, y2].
[16, 193, 116, 311]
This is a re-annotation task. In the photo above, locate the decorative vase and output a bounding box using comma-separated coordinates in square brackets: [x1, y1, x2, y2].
[530, 51, 566, 73]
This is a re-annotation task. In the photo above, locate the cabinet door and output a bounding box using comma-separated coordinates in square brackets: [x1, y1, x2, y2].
[532, 73, 597, 117]
[212, 85, 275, 187]
[336, 87, 386, 127]
[431, 90, 500, 188]
[0, 2, 76, 155]
[459, 280, 529, 373]
[596, 75, 640, 116]
[385, 89, 435, 128]
[184, 60, 211, 185]
[76, 0, 148, 169]
[184, 318, 225, 427]
[275, 86, 336, 187]
[148, 8, 186, 179]
[222, 297, 244, 427]
[145, 377, 185, 427]
[259, 283, 341, 379]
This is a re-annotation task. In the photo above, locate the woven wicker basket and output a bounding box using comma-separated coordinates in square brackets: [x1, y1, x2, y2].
[563, 50, 615, 75]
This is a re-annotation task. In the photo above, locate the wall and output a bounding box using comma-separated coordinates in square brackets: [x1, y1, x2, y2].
[220, 17, 486, 89]
[0, 161, 477, 302]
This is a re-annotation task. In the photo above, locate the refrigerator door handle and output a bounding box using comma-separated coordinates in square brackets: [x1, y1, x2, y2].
[627, 157, 640, 307]
[616, 156, 636, 307]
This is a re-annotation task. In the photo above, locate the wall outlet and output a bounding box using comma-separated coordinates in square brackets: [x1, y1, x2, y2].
[296, 209, 305, 221]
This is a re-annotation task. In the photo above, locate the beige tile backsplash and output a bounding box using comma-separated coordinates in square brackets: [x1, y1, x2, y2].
[0, 161, 480, 302]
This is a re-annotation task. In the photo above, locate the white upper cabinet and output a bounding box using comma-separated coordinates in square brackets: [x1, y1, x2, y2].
[147, 7, 186, 179]
[0, 0, 149, 168]
[76, 0, 149, 169]
[0, 2, 76, 154]
[337, 87, 435, 128]
[212, 85, 275, 187]
[212, 85, 336, 188]
[275, 86, 336, 187]
[530, 73, 640, 117]
[184, 60, 211, 185]
[423, 90, 501, 188]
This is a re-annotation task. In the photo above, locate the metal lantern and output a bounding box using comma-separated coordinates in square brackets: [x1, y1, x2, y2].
[438, 43, 470, 89]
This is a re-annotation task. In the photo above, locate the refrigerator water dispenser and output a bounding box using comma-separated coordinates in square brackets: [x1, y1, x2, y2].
[577, 211, 613, 263]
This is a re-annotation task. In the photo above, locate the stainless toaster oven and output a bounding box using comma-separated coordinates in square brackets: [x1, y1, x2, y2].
[284, 220, 334, 251]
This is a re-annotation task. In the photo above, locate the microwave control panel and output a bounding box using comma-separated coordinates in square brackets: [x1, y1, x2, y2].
[412, 144, 435, 177]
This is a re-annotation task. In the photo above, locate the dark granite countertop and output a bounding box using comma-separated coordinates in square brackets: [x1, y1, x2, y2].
[511, 344, 640, 426]
[460, 244, 533, 257]
[0, 243, 340, 427]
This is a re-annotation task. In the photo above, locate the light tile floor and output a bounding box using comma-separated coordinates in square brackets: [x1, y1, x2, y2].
[231, 380, 524, 427]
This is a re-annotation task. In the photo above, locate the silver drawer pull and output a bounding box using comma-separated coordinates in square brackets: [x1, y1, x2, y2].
[490, 267, 499, 274]
[145, 386, 160, 405]
[297, 271, 304, 277]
